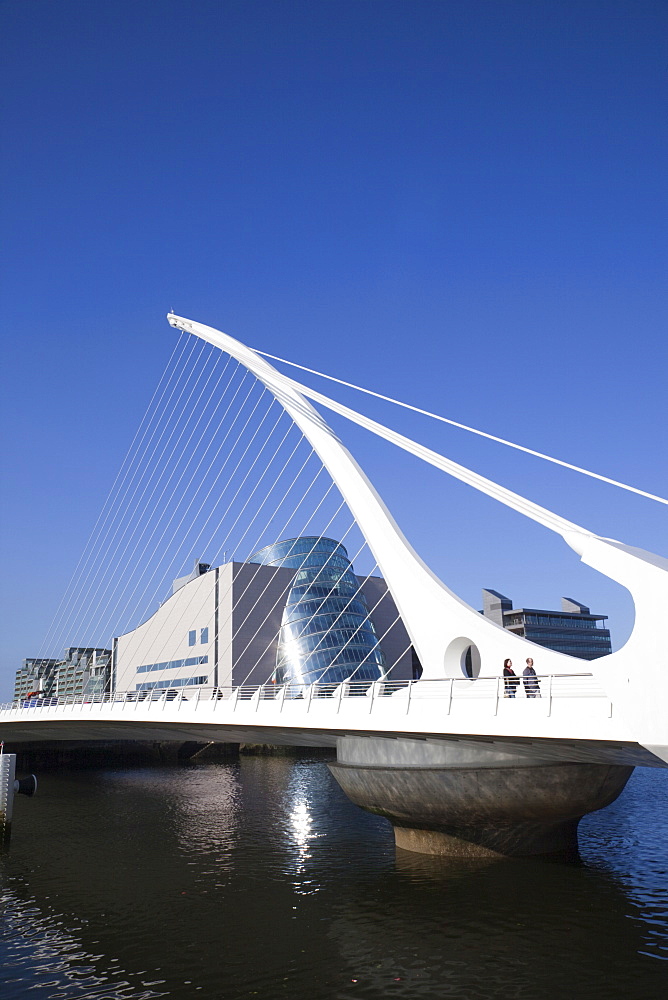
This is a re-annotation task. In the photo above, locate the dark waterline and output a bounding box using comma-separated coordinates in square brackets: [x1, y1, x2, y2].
[1, 756, 667, 1000]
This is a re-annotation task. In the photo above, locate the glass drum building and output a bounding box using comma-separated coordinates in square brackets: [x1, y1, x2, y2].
[248, 537, 385, 689]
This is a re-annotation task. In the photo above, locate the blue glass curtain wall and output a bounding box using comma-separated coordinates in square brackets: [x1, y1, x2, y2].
[249, 537, 384, 689]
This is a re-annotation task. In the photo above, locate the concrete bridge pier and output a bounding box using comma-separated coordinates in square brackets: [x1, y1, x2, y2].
[329, 737, 633, 857]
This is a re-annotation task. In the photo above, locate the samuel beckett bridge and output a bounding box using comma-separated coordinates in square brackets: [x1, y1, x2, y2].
[2, 314, 667, 857]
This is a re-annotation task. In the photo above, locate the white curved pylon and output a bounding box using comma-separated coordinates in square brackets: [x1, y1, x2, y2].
[167, 315, 668, 763]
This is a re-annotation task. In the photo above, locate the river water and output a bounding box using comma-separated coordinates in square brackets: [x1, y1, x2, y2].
[1, 753, 667, 1000]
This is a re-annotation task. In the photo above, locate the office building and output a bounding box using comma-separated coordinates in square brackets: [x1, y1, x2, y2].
[481, 589, 612, 660]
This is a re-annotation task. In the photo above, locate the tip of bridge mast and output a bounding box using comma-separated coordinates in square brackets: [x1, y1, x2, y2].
[167, 312, 191, 331]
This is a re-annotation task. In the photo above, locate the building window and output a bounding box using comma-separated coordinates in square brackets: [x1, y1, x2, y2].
[188, 630, 196, 646]
[200, 627, 209, 644]
[136, 675, 208, 692]
[136, 656, 208, 674]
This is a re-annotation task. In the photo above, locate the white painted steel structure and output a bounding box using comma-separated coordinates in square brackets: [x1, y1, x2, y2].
[2, 315, 666, 767]
[0, 674, 662, 768]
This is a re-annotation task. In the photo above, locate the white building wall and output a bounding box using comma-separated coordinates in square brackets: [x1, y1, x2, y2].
[113, 563, 292, 695]
[115, 571, 217, 694]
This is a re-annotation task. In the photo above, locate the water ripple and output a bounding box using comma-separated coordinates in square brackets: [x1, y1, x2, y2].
[1, 757, 666, 999]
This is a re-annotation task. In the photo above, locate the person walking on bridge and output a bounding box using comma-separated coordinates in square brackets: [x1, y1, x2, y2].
[503, 658, 519, 698]
[523, 657, 541, 698]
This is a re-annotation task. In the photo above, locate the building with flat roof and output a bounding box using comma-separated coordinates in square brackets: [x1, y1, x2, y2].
[481, 589, 612, 660]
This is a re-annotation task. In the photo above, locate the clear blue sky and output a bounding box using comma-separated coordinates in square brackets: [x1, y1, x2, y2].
[1, 0, 666, 697]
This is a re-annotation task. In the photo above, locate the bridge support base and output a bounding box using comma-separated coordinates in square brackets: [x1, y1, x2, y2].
[330, 737, 632, 857]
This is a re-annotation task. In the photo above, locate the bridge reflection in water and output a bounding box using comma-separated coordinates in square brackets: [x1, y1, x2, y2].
[1, 757, 667, 1000]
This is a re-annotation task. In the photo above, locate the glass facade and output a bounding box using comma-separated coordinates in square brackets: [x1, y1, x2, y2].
[136, 656, 208, 674]
[504, 613, 612, 660]
[136, 676, 207, 692]
[508, 614, 607, 630]
[249, 537, 384, 689]
[482, 590, 613, 661]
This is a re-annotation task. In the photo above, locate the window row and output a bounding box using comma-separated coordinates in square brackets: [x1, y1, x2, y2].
[291, 565, 358, 588]
[287, 582, 362, 604]
[283, 597, 369, 624]
[280, 626, 378, 656]
[137, 655, 208, 674]
[278, 645, 385, 673]
[270, 552, 353, 573]
[250, 537, 347, 563]
[521, 615, 606, 630]
[135, 675, 208, 691]
[281, 612, 376, 641]
[523, 629, 611, 643]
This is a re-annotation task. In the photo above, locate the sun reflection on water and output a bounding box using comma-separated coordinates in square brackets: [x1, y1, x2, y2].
[285, 786, 325, 895]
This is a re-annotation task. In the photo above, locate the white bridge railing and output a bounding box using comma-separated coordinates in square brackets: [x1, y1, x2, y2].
[2, 673, 612, 721]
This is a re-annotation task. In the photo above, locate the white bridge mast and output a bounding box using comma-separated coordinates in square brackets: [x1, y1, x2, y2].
[167, 314, 668, 765]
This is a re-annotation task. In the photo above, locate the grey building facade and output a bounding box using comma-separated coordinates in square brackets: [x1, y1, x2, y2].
[14, 648, 112, 703]
[13, 657, 59, 701]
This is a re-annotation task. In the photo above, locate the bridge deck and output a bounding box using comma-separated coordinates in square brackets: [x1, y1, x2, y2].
[2, 676, 664, 768]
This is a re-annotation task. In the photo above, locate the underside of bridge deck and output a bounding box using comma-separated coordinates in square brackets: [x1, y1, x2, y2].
[1, 717, 664, 768]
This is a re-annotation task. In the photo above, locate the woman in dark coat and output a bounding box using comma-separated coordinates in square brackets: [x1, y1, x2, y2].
[503, 658, 519, 698]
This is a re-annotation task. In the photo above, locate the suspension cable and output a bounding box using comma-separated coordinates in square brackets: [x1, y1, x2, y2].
[253, 348, 667, 506]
